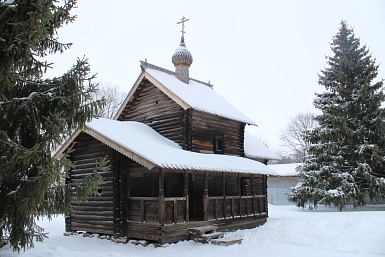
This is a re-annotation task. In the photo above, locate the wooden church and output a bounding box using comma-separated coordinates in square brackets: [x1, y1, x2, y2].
[55, 18, 277, 244]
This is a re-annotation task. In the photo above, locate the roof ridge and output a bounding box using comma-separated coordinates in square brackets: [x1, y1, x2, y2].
[140, 60, 175, 76]
[140, 60, 213, 88]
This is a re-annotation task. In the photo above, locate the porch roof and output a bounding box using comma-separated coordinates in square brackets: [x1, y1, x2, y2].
[58, 118, 277, 175]
[244, 131, 278, 160]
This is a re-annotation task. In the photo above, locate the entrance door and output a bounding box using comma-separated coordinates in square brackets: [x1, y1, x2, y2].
[188, 173, 204, 220]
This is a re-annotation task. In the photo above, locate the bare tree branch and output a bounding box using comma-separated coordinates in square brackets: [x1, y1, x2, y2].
[91, 83, 126, 119]
[279, 112, 317, 162]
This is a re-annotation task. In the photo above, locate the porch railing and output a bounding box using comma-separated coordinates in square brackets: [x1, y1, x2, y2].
[127, 195, 266, 224]
[204, 195, 266, 220]
[127, 196, 188, 225]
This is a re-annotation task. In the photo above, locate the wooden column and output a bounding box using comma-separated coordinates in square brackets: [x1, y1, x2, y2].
[251, 174, 256, 215]
[238, 173, 242, 217]
[158, 168, 165, 226]
[183, 170, 189, 223]
[264, 175, 268, 216]
[222, 172, 226, 219]
[203, 171, 209, 221]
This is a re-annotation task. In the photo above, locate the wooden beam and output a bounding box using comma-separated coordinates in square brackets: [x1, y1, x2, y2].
[222, 172, 226, 219]
[203, 171, 209, 221]
[158, 168, 165, 226]
[183, 170, 189, 223]
[251, 174, 256, 215]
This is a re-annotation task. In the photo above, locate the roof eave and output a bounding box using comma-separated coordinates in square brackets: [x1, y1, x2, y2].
[53, 129, 82, 159]
[84, 126, 158, 170]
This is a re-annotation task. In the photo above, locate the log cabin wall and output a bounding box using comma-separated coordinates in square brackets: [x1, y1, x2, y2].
[67, 133, 116, 235]
[117, 78, 188, 149]
[188, 110, 245, 156]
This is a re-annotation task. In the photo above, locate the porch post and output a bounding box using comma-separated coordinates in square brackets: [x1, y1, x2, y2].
[203, 171, 209, 221]
[184, 170, 189, 223]
[222, 172, 226, 219]
[251, 174, 256, 215]
[264, 175, 268, 215]
[238, 173, 242, 217]
[158, 168, 165, 226]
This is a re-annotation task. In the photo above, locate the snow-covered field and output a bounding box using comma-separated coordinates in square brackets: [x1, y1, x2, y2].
[1, 205, 384, 257]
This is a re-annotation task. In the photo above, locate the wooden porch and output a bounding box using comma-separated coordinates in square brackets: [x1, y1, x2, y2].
[126, 195, 266, 225]
[124, 168, 268, 244]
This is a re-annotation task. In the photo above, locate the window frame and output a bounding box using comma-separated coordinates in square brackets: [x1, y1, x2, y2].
[213, 134, 224, 154]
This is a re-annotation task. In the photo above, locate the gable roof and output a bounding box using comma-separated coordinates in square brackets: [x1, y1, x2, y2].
[244, 132, 278, 160]
[268, 163, 301, 177]
[55, 118, 277, 175]
[115, 63, 256, 125]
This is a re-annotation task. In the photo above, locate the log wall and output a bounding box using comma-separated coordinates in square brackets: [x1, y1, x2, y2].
[68, 133, 115, 235]
[117, 79, 188, 148]
[188, 110, 245, 156]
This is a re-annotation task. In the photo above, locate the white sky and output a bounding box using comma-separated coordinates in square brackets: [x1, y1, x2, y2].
[45, 0, 385, 150]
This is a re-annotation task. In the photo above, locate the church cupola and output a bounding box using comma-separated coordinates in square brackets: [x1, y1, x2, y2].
[172, 17, 193, 84]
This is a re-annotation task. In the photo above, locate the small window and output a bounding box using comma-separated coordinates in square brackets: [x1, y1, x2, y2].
[213, 134, 224, 154]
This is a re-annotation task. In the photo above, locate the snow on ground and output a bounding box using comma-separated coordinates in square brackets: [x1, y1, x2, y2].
[1, 205, 384, 257]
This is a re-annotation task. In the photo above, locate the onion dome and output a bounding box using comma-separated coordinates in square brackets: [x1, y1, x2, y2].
[172, 44, 193, 66]
[172, 17, 193, 84]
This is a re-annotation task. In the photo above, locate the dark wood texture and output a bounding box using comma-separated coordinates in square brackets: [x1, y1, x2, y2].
[188, 110, 244, 156]
[117, 79, 188, 148]
[68, 133, 115, 235]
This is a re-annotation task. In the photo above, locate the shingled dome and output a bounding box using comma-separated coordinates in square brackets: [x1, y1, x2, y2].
[172, 45, 193, 66]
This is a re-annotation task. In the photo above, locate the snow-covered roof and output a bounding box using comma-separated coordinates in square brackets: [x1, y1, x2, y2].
[244, 131, 278, 160]
[115, 64, 256, 125]
[268, 163, 301, 177]
[57, 118, 276, 175]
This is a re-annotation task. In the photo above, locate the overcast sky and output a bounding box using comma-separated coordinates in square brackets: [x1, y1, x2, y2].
[46, 0, 385, 150]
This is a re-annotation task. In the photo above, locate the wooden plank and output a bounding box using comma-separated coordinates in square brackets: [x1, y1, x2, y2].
[201, 231, 224, 241]
[189, 225, 218, 235]
[140, 199, 145, 223]
[211, 237, 243, 246]
[173, 199, 178, 224]
[70, 214, 114, 221]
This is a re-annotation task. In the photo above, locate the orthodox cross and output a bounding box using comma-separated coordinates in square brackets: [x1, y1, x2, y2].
[177, 16, 189, 46]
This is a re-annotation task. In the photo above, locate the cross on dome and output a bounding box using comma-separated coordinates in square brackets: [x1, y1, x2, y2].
[177, 16, 189, 46]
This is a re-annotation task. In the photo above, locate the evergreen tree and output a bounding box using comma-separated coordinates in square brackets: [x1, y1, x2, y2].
[0, 0, 106, 251]
[288, 21, 385, 210]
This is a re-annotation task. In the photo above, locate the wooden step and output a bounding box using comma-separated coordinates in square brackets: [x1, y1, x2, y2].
[211, 237, 243, 246]
[189, 225, 218, 236]
[189, 225, 220, 243]
[201, 231, 224, 241]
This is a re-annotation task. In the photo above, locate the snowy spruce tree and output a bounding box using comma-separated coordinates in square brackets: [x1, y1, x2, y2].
[288, 21, 385, 210]
[0, 0, 107, 251]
